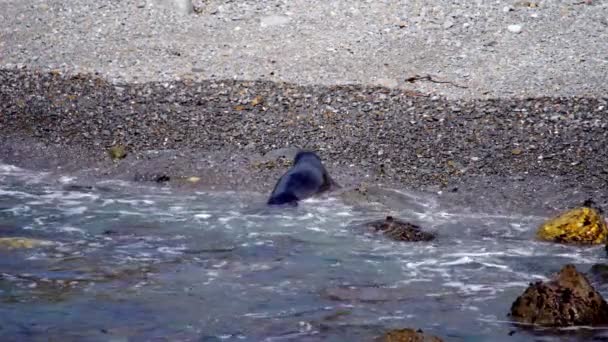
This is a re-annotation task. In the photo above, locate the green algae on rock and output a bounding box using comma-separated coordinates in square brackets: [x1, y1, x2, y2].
[510, 264, 608, 327]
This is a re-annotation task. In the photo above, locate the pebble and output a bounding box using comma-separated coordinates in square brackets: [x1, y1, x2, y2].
[507, 24, 523, 33]
[260, 15, 291, 28]
[147, 0, 193, 15]
[1, 68, 607, 197]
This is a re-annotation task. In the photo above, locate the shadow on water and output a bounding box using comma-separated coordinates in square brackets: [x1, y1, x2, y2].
[1, 163, 607, 341]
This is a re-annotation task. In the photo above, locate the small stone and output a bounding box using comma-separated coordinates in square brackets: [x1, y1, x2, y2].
[376, 78, 399, 88]
[155, 175, 171, 183]
[260, 15, 290, 28]
[150, 0, 193, 15]
[511, 148, 522, 155]
[508, 24, 522, 33]
[108, 145, 127, 160]
[251, 96, 263, 106]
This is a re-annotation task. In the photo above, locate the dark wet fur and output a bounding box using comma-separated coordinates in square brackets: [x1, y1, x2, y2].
[267, 151, 338, 206]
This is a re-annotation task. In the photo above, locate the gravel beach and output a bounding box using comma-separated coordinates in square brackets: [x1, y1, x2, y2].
[1, 0, 607, 211]
[1, 0, 607, 99]
[1, 68, 607, 213]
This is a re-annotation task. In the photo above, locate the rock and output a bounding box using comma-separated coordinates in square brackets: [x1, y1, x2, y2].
[510, 264, 608, 327]
[0, 237, 54, 249]
[507, 24, 523, 33]
[379, 328, 443, 342]
[536, 201, 607, 245]
[251, 95, 264, 106]
[260, 15, 291, 28]
[514, 1, 539, 8]
[108, 145, 127, 161]
[155, 174, 171, 183]
[186, 176, 200, 183]
[361, 216, 435, 242]
[148, 0, 193, 15]
[376, 78, 399, 88]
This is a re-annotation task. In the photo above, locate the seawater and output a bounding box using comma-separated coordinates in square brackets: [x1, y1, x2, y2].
[0, 163, 607, 341]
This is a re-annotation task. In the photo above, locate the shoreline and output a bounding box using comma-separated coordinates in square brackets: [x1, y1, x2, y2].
[1, 67, 607, 213]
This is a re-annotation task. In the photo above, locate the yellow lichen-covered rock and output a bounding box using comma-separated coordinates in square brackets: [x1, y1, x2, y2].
[0, 237, 54, 250]
[108, 144, 127, 161]
[536, 206, 608, 245]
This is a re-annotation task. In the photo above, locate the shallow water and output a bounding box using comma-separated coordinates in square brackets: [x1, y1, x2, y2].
[1, 163, 607, 341]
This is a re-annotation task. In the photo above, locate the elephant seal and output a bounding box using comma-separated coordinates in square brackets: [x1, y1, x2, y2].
[267, 151, 338, 206]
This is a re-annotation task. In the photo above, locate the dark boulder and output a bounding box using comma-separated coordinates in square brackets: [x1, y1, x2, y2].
[510, 264, 608, 327]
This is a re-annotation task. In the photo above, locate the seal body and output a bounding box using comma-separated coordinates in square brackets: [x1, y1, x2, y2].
[267, 151, 337, 206]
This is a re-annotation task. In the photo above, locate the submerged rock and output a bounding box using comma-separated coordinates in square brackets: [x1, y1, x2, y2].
[0, 237, 54, 249]
[379, 328, 443, 342]
[510, 264, 608, 327]
[536, 201, 607, 245]
[362, 216, 435, 242]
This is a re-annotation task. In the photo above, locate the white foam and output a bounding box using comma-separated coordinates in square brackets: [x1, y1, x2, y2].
[157, 246, 186, 255]
[61, 206, 88, 216]
[1, 204, 31, 215]
[0, 189, 38, 199]
[58, 176, 76, 184]
[0, 164, 23, 173]
[58, 226, 86, 234]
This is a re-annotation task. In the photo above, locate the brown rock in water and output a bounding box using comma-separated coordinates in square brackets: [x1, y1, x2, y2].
[379, 328, 443, 342]
[510, 264, 608, 327]
[366, 216, 435, 242]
